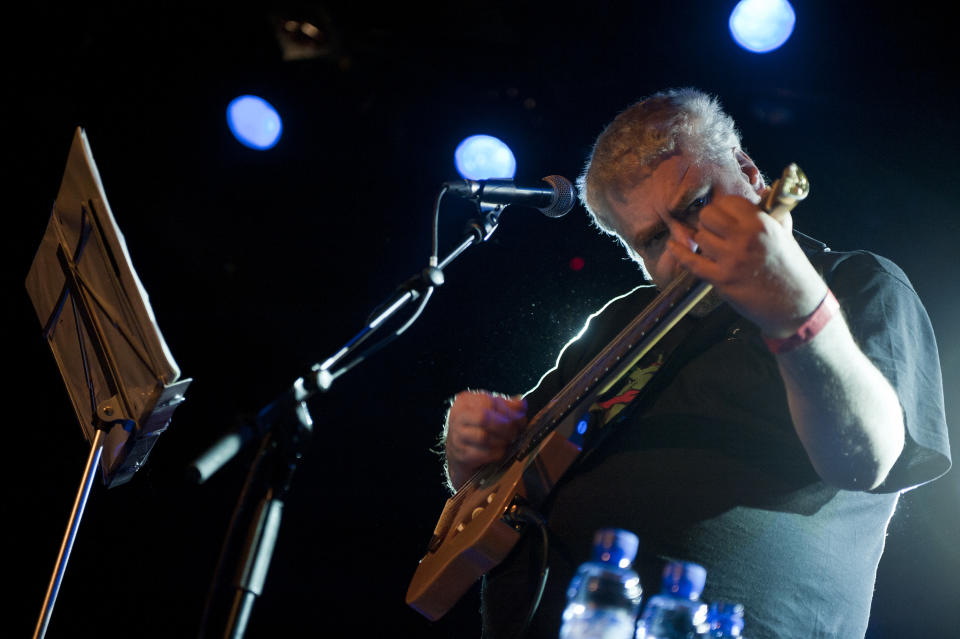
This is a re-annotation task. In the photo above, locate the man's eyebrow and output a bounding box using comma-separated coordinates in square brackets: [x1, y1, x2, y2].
[633, 183, 712, 248]
[667, 183, 711, 219]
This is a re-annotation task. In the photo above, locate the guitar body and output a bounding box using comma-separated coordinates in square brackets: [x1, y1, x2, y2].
[407, 164, 810, 621]
[406, 428, 582, 620]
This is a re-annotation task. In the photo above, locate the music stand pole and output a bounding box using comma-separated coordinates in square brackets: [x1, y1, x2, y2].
[33, 427, 106, 639]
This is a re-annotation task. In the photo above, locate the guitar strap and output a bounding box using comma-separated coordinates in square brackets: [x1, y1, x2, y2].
[573, 301, 743, 469]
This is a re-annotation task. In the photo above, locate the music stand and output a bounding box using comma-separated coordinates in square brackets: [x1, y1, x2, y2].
[25, 127, 192, 638]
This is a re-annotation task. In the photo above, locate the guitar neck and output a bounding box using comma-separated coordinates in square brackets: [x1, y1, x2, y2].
[516, 271, 712, 457]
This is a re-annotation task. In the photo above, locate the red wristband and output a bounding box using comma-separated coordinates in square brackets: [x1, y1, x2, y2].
[762, 290, 840, 354]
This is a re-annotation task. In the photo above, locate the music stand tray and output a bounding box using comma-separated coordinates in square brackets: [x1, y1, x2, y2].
[25, 127, 192, 637]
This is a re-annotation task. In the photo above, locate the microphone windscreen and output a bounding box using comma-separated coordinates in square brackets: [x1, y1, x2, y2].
[541, 175, 576, 218]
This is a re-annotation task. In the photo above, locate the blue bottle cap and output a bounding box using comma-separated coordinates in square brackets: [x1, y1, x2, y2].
[590, 528, 640, 568]
[661, 560, 707, 599]
[708, 601, 745, 635]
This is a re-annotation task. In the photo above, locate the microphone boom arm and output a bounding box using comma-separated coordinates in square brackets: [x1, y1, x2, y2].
[309, 201, 504, 391]
[188, 197, 507, 484]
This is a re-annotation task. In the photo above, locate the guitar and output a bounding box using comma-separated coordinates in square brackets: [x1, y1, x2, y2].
[406, 164, 810, 621]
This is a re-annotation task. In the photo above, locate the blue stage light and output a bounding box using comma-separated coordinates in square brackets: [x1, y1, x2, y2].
[729, 0, 796, 53]
[227, 95, 283, 150]
[454, 135, 517, 180]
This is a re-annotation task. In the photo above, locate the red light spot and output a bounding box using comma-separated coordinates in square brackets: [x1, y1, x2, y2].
[569, 256, 585, 271]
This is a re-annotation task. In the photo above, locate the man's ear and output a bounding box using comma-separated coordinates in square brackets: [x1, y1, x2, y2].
[734, 148, 764, 195]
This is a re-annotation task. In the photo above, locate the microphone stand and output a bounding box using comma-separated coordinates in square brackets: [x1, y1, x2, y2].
[314, 202, 503, 389]
[210, 202, 505, 639]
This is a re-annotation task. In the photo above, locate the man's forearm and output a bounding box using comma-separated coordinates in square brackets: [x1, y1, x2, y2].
[776, 313, 905, 490]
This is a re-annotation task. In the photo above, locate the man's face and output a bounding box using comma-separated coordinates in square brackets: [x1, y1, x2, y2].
[606, 148, 762, 289]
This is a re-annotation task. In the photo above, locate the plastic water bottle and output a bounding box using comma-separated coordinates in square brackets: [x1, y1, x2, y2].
[705, 601, 745, 638]
[559, 528, 644, 639]
[635, 560, 708, 639]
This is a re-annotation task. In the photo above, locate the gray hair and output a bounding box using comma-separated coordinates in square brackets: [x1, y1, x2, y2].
[576, 88, 743, 265]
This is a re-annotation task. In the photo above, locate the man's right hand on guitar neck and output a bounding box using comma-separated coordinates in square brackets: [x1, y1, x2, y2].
[443, 390, 527, 492]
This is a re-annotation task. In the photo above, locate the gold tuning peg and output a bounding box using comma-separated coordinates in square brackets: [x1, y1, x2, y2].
[763, 163, 810, 220]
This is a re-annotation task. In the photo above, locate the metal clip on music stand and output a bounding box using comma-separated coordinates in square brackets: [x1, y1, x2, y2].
[25, 128, 192, 639]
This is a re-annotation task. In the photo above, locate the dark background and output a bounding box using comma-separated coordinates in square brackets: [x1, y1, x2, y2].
[7, 2, 959, 637]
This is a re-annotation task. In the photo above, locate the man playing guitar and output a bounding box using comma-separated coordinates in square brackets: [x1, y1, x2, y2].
[435, 88, 950, 638]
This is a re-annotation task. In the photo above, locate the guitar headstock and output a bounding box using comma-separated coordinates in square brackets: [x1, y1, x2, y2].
[763, 163, 810, 221]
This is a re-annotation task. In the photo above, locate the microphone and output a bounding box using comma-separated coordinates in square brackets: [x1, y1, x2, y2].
[444, 175, 576, 218]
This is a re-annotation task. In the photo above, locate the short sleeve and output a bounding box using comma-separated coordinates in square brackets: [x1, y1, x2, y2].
[818, 251, 951, 492]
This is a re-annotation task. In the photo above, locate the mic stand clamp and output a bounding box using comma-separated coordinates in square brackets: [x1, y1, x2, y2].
[399, 265, 446, 302]
[465, 201, 504, 243]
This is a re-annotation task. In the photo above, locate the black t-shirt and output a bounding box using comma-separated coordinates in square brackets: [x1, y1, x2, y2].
[480, 250, 950, 639]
